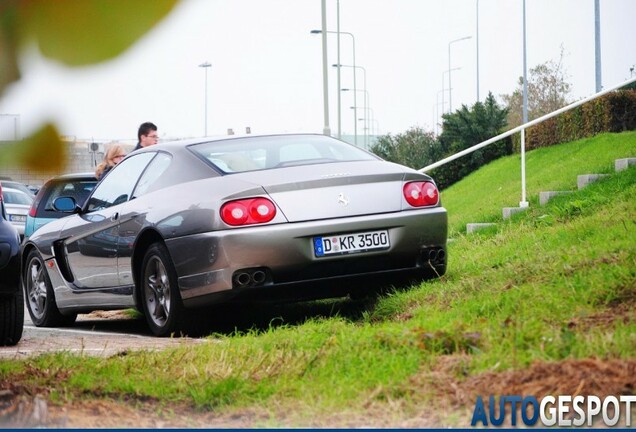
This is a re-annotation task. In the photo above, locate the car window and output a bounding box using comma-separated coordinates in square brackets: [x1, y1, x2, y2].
[42, 180, 98, 211]
[86, 153, 155, 212]
[132, 152, 172, 198]
[2, 189, 33, 205]
[4, 181, 35, 197]
[188, 135, 378, 173]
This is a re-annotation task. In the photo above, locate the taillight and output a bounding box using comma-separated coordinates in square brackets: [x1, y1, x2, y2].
[220, 197, 276, 226]
[28, 203, 37, 217]
[403, 181, 439, 207]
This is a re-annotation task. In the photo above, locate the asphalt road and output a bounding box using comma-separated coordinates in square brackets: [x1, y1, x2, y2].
[0, 290, 370, 359]
[0, 306, 206, 359]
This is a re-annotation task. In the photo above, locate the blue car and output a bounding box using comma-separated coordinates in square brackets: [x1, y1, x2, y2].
[25, 173, 98, 238]
[0, 181, 23, 345]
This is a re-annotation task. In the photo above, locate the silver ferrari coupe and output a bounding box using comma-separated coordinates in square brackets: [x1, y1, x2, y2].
[22, 134, 447, 336]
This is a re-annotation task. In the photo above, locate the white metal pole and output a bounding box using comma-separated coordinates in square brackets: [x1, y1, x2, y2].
[520, 0, 529, 207]
[476, 0, 480, 103]
[198, 61, 211, 136]
[320, 0, 331, 136]
[594, 0, 602, 93]
[336, 0, 341, 138]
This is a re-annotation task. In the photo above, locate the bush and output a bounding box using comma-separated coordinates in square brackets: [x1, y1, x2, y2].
[526, 89, 636, 150]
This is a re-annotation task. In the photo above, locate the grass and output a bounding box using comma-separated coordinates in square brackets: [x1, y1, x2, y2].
[442, 130, 636, 235]
[1, 131, 635, 426]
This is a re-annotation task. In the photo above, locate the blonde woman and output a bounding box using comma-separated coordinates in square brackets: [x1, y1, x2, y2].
[95, 144, 127, 179]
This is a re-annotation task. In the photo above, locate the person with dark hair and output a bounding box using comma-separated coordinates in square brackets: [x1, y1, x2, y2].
[133, 122, 158, 151]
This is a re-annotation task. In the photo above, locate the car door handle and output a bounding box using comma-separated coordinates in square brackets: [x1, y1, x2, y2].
[110, 212, 119, 221]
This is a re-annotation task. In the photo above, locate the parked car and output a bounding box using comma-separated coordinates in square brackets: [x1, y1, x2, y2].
[22, 134, 447, 336]
[24, 173, 98, 239]
[0, 180, 36, 199]
[0, 181, 24, 345]
[2, 186, 34, 237]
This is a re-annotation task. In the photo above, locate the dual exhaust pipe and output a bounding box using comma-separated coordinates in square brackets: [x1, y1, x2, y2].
[424, 247, 446, 266]
[233, 268, 268, 288]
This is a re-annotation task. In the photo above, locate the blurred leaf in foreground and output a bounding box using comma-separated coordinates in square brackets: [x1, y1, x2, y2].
[17, 0, 180, 66]
[1, 0, 180, 96]
[0, 0, 180, 174]
[0, 3, 21, 97]
[0, 123, 67, 173]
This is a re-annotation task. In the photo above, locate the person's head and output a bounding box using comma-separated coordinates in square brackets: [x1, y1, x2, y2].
[105, 144, 127, 167]
[137, 122, 158, 147]
[96, 144, 126, 179]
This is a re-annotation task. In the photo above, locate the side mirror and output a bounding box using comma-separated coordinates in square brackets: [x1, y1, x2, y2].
[53, 196, 80, 213]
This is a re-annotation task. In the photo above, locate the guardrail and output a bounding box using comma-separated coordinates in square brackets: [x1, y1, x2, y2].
[419, 75, 636, 208]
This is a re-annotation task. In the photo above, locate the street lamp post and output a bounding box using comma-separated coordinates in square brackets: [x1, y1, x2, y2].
[198, 61, 212, 136]
[436, 89, 446, 135]
[476, 0, 480, 102]
[311, 29, 357, 144]
[319, 0, 331, 136]
[334, 63, 365, 145]
[448, 35, 472, 112]
[342, 88, 369, 147]
[520, 0, 529, 208]
[443, 67, 461, 114]
[340, 62, 369, 144]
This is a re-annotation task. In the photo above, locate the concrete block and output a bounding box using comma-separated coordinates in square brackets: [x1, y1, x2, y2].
[615, 158, 636, 172]
[502, 206, 529, 220]
[466, 223, 497, 234]
[539, 191, 573, 206]
[577, 174, 609, 190]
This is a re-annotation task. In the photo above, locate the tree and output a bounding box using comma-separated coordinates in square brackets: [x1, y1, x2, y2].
[501, 47, 572, 128]
[370, 127, 441, 171]
[431, 92, 511, 189]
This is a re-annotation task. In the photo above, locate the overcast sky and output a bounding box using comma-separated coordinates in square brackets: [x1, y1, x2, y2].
[1, 0, 635, 144]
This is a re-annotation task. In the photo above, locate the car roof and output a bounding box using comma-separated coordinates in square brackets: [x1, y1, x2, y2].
[134, 133, 330, 153]
[49, 172, 96, 180]
[2, 187, 29, 195]
[1, 180, 35, 192]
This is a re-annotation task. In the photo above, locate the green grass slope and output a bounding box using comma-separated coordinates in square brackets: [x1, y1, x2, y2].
[1, 132, 635, 427]
[441, 130, 636, 235]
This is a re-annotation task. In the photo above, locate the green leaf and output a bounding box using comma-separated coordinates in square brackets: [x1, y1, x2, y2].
[0, 1, 21, 97]
[0, 123, 67, 173]
[17, 0, 180, 66]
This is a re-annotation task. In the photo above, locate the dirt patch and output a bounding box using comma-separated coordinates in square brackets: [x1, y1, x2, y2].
[1, 357, 634, 428]
[411, 356, 636, 426]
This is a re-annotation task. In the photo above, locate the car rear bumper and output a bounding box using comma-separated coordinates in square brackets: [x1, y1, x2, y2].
[165, 207, 447, 307]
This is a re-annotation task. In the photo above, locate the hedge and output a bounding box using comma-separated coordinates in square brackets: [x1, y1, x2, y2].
[525, 89, 636, 150]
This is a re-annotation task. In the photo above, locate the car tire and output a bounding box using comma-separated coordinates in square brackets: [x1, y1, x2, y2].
[140, 243, 184, 337]
[0, 287, 24, 346]
[24, 249, 77, 327]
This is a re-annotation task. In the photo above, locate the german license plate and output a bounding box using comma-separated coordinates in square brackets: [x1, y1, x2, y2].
[9, 215, 26, 223]
[313, 230, 390, 257]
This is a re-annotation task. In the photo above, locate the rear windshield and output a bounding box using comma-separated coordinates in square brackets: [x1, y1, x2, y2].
[2, 189, 33, 205]
[42, 179, 98, 210]
[188, 135, 378, 173]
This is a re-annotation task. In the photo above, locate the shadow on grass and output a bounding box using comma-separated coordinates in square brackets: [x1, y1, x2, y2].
[70, 277, 424, 338]
[183, 292, 381, 337]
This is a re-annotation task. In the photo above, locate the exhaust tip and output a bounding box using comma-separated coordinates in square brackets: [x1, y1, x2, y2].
[234, 272, 251, 287]
[232, 268, 270, 288]
[252, 270, 267, 284]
